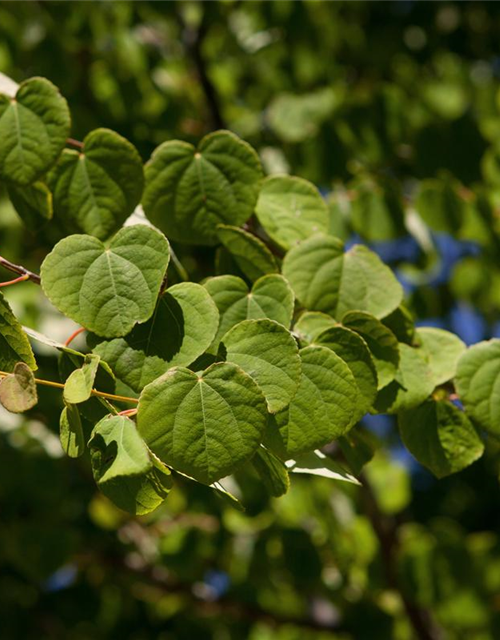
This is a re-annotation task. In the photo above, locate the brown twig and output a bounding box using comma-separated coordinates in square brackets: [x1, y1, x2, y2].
[0, 256, 41, 285]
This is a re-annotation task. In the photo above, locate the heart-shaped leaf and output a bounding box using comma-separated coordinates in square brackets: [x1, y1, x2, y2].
[398, 400, 484, 478]
[0, 77, 70, 185]
[204, 274, 294, 351]
[63, 354, 100, 404]
[0, 293, 37, 372]
[48, 128, 144, 239]
[137, 362, 267, 484]
[255, 175, 329, 250]
[143, 130, 262, 245]
[41, 225, 170, 338]
[221, 319, 301, 413]
[90, 282, 219, 392]
[282, 235, 403, 319]
[0, 362, 37, 413]
[272, 345, 358, 457]
[216, 224, 279, 282]
[455, 339, 500, 435]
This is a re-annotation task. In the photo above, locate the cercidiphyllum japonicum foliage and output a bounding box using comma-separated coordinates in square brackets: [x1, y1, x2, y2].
[0, 73, 494, 516]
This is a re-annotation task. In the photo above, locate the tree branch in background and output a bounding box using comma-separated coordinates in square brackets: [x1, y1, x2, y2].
[177, 5, 226, 130]
[360, 474, 444, 640]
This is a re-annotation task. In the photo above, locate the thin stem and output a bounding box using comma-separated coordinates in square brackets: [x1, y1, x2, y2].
[0, 371, 138, 405]
[0, 273, 29, 288]
[118, 408, 138, 417]
[66, 137, 84, 150]
[169, 245, 190, 282]
[65, 327, 86, 347]
[0, 256, 40, 285]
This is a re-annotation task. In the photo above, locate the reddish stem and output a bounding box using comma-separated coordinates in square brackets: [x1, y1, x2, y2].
[64, 327, 86, 347]
[66, 137, 84, 150]
[118, 408, 138, 417]
[0, 274, 29, 287]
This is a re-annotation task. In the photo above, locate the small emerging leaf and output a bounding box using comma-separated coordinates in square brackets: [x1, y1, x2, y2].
[64, 353, 100, 404]
[59, 403, 84, 458]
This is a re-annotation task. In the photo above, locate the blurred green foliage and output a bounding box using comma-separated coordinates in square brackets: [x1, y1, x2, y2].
[2, 2, 500, 639]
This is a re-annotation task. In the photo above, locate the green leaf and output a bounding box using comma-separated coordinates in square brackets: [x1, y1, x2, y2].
[204, 274, 294, 350]
[315, 326, 378, 421]
[255, 175, 329, 250]
[48, 128, 144, 240]
[273, 345, 358, 457]
[282, 235, 403, 319]
[63, 353, 100, 404]
[416, 327, 465, 387]
[350, 176, 406, 242]
[0, 77, 70, 185]
[211, 481, 245, 511]
[90, 282, 219, 393]
[342, 311, 400, 389]
[373, 344, 434, 414]
[415, 177, 464, 233]
[455, 339, 500, 436]
[267, 88, 340, 143]
[41, 225, 170, 338]
[7, 181, 52, 230]
[0, 292, 37, 372]
[137, 362, 267, 485]
[143, 130, 262, 245]
[98, 453, 173, 516]
[399, 400, 484, 478]
[59, 403, 84, 458]
[216, 224, 279, 281]
[285, 449, 360, 485]
[293, 311, 337, 345]
[382, 305, 416, 345]
[89, 414, 152, 483]
[221, 319, 301, 413]
[58, 350, 116, 423]
[252, 447, 290, 497]
[0, 362, 37, 413]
